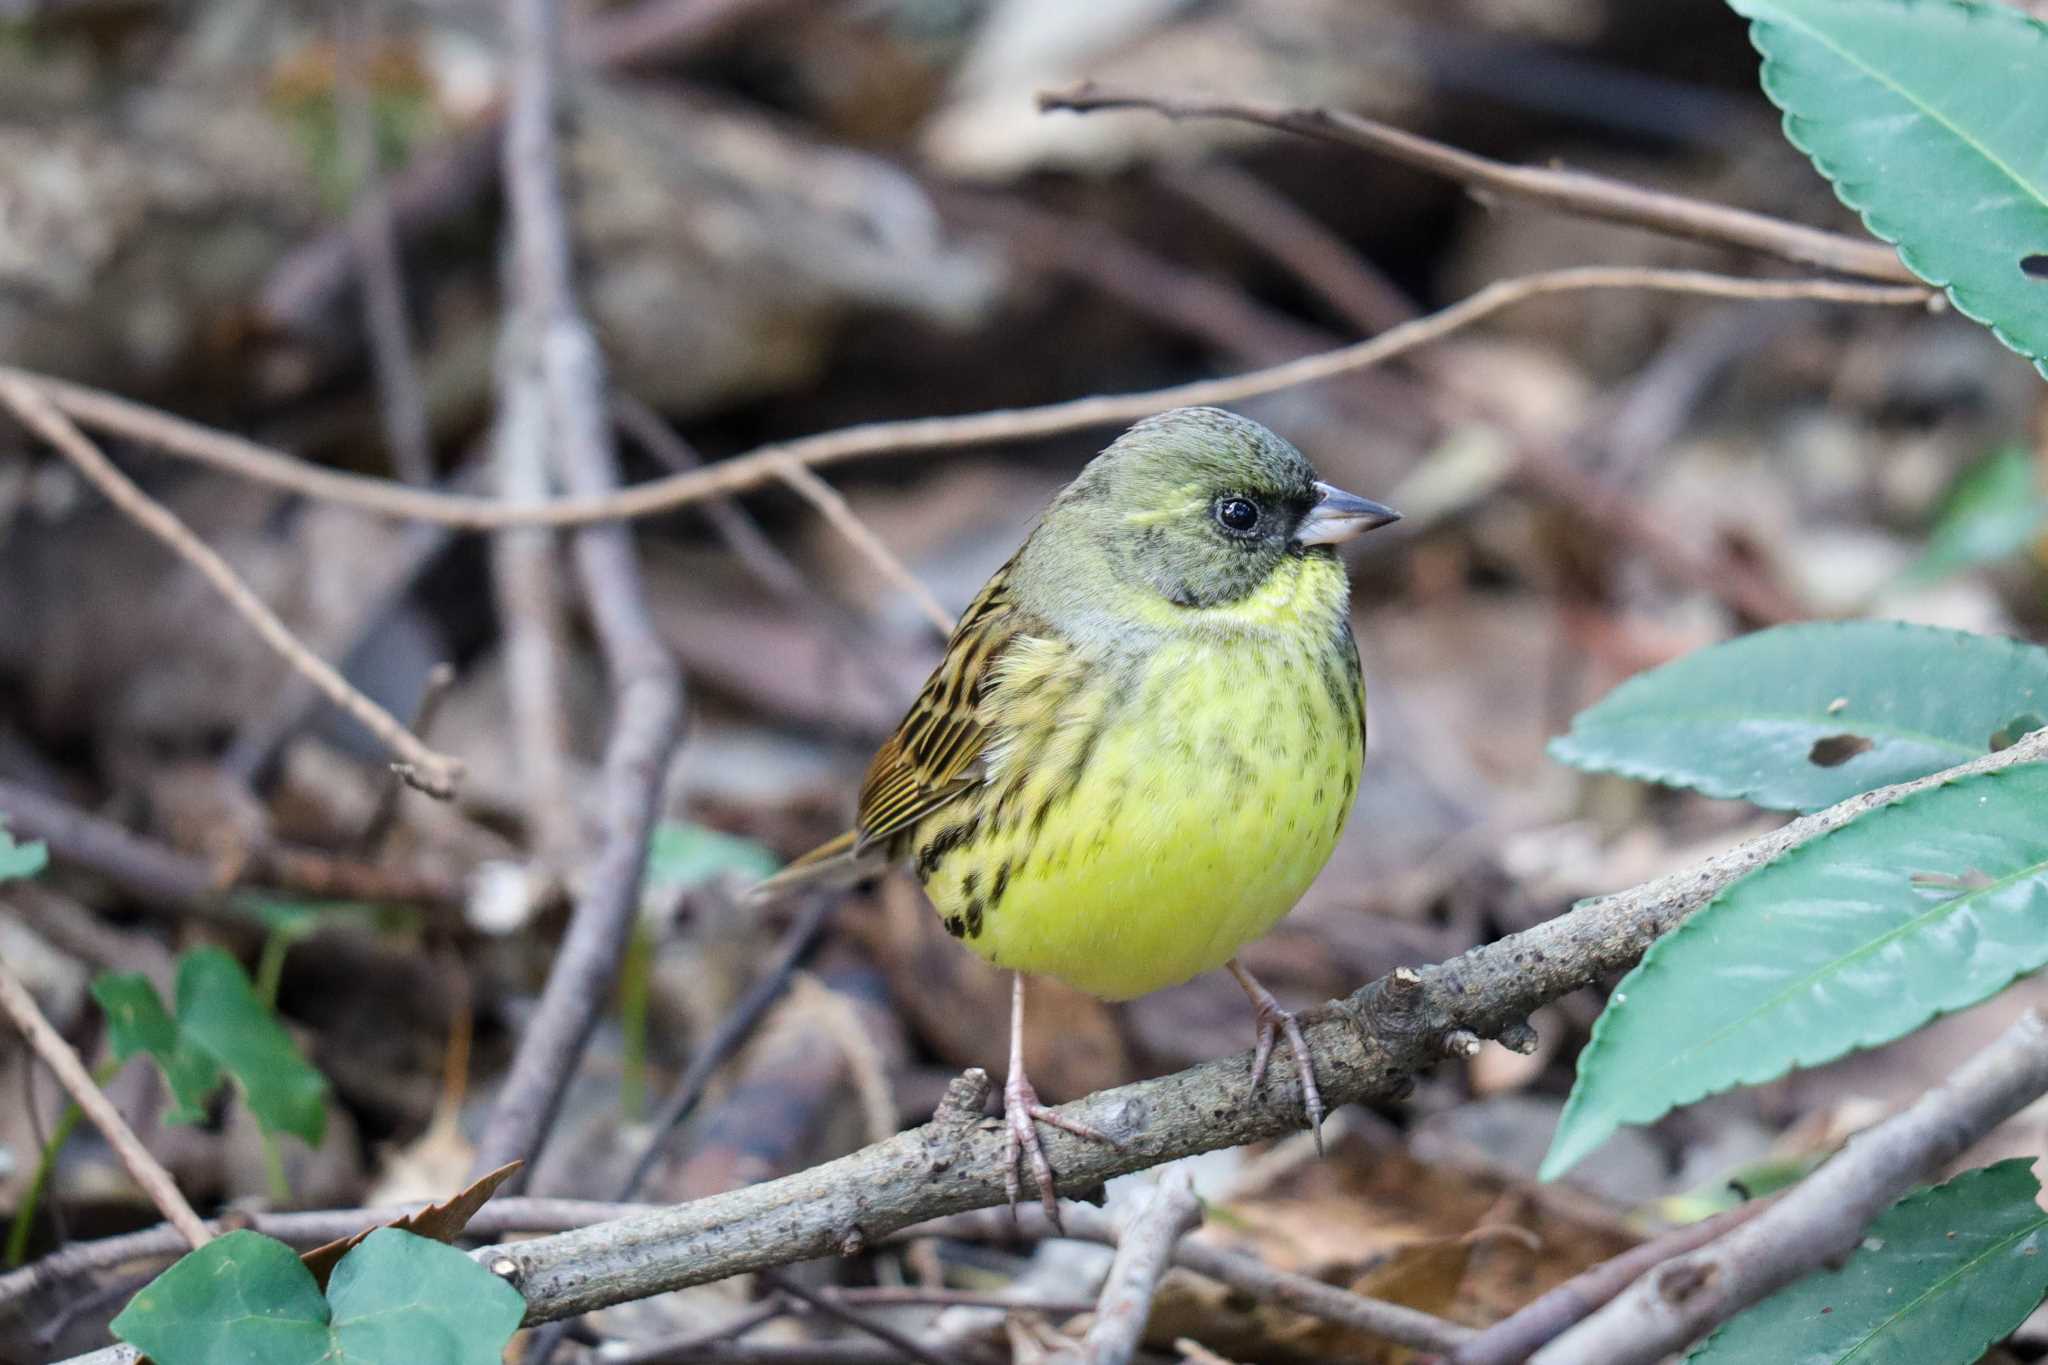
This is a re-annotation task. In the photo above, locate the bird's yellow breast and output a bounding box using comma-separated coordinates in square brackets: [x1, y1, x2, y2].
[911, 551, 1364, 1000]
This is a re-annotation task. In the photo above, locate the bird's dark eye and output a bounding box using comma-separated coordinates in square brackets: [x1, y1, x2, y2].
[1214, 497, 1261, 534]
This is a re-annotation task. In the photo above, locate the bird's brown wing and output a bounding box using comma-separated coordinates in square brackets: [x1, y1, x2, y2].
[854, 558, 1025, 853]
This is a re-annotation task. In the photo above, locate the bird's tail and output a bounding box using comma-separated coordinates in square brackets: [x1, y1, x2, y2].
[744, 830, 882, 905]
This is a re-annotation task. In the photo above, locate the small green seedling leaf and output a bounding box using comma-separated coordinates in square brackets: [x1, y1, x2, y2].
[1549, 621, 2048, 812]
[1690, 1160, 2048, 1364]
[90, 974, 223, 1126]
[0, 824, 46, 881]
[91, 948, 328, 1145]
[645, 820, 780, 893]
[112, 1227, 525, 1365]
[175, 948, 328, 1145]
[1544, 763, 2048, 1179]
[1905, 446, 2048, 585]
[1728, 0, 2048, 377]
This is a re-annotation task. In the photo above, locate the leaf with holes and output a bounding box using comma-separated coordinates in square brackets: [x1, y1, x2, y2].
[1549, 622, 2048, 812]
[1905, 446, 2048, 585]
[1726, 0, 2048, 376]
[1690, 1160, 2048, 1364]
[91, 947, 329, 1145]
[111, 1227, 525, 1365]
[1543, 763, 2048, 1179]
[0, 824, 45, 881]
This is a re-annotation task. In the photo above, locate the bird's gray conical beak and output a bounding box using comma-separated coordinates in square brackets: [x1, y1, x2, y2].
[1296, 481, 1401, 546]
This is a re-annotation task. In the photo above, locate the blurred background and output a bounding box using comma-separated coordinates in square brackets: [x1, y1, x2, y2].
[3, 0, 2047, 1358]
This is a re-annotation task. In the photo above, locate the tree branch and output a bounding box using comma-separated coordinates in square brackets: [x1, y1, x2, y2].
[0, 965, 211, 1251]
[1037, 84, 1917, 285]
[1080, 1171, 1202, 1365]
[56, 726, 2048, 1365]
[1445, 1195, 1776, 1364]
[0, 374, 463, 797]
[442, 725, 2048, 1331]
[0, 270, 1931, 530]
[1534, 1009, 2048, 1364]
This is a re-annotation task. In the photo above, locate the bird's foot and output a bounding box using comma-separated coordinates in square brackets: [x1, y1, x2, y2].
[1002, 1067, 1120, 1233]
[1231, 959, 1326, 1155]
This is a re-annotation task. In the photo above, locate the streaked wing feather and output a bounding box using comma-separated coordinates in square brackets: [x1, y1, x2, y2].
[855, 561, 1022, 851]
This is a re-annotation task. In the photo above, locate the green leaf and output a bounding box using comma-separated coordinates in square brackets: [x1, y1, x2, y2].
[91, 949, 328, 1145]
[1690, 1160, 2048, 1364]
[1905, 446, 2048, 584]
[322, 1229, 526, 1364]
[112, 1228, 525, 1365]
[1726, 0, 2048, 378]
[112, 1230, 331, 1365]
[0, 824, 46, 880]
[644, 820, 780, 892]
[1548, 621, 2048, 813]
[1543, 763, 2048, 1179]
[90, 974, 223, 1126]
[175, 948, 328, 1146]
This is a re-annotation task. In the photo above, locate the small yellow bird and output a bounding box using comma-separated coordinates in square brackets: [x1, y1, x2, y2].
[754, 407, 1398, 1218]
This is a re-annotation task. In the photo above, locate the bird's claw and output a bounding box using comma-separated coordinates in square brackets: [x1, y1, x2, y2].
[1002, 1069, 1120, 1232]
[1239, 971, 1326, 1155]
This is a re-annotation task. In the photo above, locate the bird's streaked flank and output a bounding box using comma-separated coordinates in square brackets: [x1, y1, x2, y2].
[754, 406, 1399, 1220]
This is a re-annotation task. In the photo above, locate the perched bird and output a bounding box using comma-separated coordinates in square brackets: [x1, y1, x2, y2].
[753, 406, 1398, 1219]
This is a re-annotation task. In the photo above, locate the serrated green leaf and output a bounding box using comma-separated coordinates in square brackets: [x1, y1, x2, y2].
[1906, 446, 2048, 584]
[645, 821, 780, 892]
[175, 948, 328, 1146]
[0, 824, 45, 880]
[111, 1228, 525, 1365]
[1690, 1160, 2048, 1364]
[1543, 763, 2048, 1179]
[90, 973, 223, 1126]
[1726, 0, 2048, 377]
[1548, 622, 2048, 813]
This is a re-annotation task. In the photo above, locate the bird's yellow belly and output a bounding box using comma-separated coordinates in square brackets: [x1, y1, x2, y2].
[916, 622, 1363, 1001]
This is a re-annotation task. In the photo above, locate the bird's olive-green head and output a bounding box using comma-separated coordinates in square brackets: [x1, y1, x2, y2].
[1018, 407, 1399, 615]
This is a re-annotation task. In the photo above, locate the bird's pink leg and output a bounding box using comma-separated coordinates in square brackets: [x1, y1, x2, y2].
[1228, 958, 1326, 1155]
[1002, 973, 1120, 1230]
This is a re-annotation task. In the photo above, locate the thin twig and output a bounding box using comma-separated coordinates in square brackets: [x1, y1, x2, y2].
[1445, 1196, 1776, 1365]
[0, 374, 463, 796]
[523, 895, 838, 1364]
[1082, 1170, 1202, 1365]
[0, 777, 463, 923]
[336, 0, 435, 488]
[762, 1270, 960, 1365]
[0, 270, 1933, 530]
[1535, 1010, 2048, 1365]
[918, 1203, 1473, 1356]
[1038, 84, 1916, 285]
[489, 237, 580, 867]
[0, 1197, 651, 1318]
[609, 395, 909, 714]
[354, 661, 458, 855]
[1157, 162, 1418, 336]
[772, 458, 956, 637]
[467, 0, 684, 1183]
[0, 965, 210, 1251]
